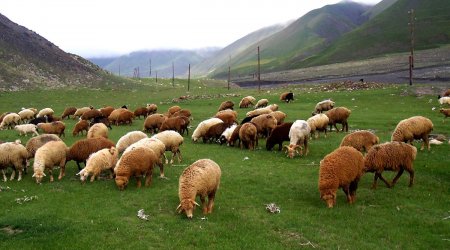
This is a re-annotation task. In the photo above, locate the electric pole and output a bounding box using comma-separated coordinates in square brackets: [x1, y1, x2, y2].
[257, 46, 261, 92]
[408, 9, 415, 85]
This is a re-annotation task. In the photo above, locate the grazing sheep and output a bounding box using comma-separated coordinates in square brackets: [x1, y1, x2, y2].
[203, 123, 230, 143]
[313, 99, 335, 115]
[239, 96, 255, 108]
[251, 114, 277, 138]
[15, 124, 39, 137]
[77, 147, 118, 183]
[80, 109, 103, 120]
[228, 124, 242, 147]
[87, 123, 108, 139]
[37, 121, 66, 137]
[270, 111, 287, 125]
[318, 146, 365, 208]
[91, 116, 112, 130]
[391, 116, 433, 151]
[0, 140, 28, 182]
[0, 113, 21, 130]
[240, 114, 259, 124]
[114, 147, 158, 190]
[219, 124, 238, 145]
[122, 138, 166, 178]
[116, 109, 135, 125]
[32, 140, 68, 183]
[176, 159, 221, 218]
[37, 108, 54, 118]
[28, 116, 48, 125]
[61, 107, 77, 119]
[99, 106, 114, 118]
[25, 134, 62, 159]
[280, 92, 294, 103]
[440, 108, 450, 122]
[72, 119, 90, 136]
[307, 114, 329, 139]
[108, 108, 128, 125]
[438, 96, 450, 105]
[215, 111, 237, 126]
[340, 130, 379, 153]
[152, 130, 184, 164]
[325, 107, 351, 132]
[167, 105, 182, 116]
[171, 109, 192, 120]
[255, 98, 269, 109]
[266, 122, 293, 151]
[245, 104, 279, 117]
[18, 109, 36, 123]
[0, 112, 11, 124]
[239, 122, 258, 150]
[285, 120, 311, 158]
[74, 107, 93, 118]
[116, 131, 148, 154]
[159, 116, 189, 135]
[192, 118, 223, 142]
[134, 107, 149, 119]
[143, 113, 167, 134]
[146, 104, 158, 115]
[218, 101, 234, 111]
[364, 141, 417, 189]
[67, 137, 115, 170]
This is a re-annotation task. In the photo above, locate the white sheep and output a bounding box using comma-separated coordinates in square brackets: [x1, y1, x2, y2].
[37, 108, 54, 118]
[191, 118, 223, 142]
[313, 99, 335, 115]
[14, 124, 39, 137]
[0, 140, 28, 181]
[307, 114, 329, 139]
[0, 113, 21, 130]
[152, 130, 184, 164]
[18, 109, 36, 123]
[77, 147, 118, 183]
[176, 159, 221, 218]
[285, 120, 311, 158]
[438, 96, 450, 105]
[87, 123, 109, 139]
[219, 124, 238, 145]
[255, 98, 269, 109]
[74, 107, 92, 118]
[32, 140, 68, 183]
[245, 104, 279, 117]
[116, 131, 148, 154]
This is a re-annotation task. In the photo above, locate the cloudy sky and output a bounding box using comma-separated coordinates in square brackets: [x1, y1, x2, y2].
[1, 0, 381, 57]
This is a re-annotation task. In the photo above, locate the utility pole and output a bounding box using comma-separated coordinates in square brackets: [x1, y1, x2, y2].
[172, 62, 175, 87]
[227, 55, 231, 90]
[155, 70, 158, 83]
[118, 64, 120, 76]
[188, 64, 191, 91]
[257, 46, 261, 92]
[149, 59, 151, 77]
[408, 9, 415, 85]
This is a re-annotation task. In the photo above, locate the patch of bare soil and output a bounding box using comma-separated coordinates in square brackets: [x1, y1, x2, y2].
[1, 226, 23, 235]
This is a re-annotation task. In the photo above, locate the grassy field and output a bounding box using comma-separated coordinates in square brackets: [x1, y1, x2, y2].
[0, 79, 449, 249]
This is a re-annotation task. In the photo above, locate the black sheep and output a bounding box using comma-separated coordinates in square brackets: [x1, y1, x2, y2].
[266, 122, 293, 151]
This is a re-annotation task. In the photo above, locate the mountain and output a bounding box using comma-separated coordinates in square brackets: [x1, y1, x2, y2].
[0, 13, 125, 91]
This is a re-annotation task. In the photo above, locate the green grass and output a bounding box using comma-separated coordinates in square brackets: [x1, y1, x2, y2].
[0, 81, 449, 249]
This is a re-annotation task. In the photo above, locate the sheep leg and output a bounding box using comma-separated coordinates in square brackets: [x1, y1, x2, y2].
[342, 185, 352, 203]
[376, 172, 392, 188]
[200, 196, 207, 214]
[422, 135, 430, 151]
[90, 174, 96, 182]
[135, 176, 142, 188]
[76, 162, 82, 171]
[207, 191, 216, 213]
[406, 168, 415, 187]
[349, 180, 359, 203]
[372, 173, 380, 189]
[391, 168, 405, 188]
[145, 169, 153, 187]
[9, 169, 16, 181]
[1, 170, 7, 182]
[58, 159, 66, 180]
[49, 169, 54, 182]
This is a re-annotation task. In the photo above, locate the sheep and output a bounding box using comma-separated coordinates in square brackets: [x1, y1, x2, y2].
[438, 96, 450, 105]
[284, 120, 311, 158]
[159, 116, 189, 135]
[250, 114, 277, 138]
[18, 109, 36, 123]
[25, 134, 62, 159]
[37, 108, 54, 118]
[171, 109, 192, 120]
[146, 104, 158, 115]
[266, 122, 293, 151]
[77, 147, 118, 183]
[255, 98, 269, 109]
[270, 111, 287, 125]
[203, 123, 230, 143]
[219, 124, 238, 145]
[134, 107, 149, 119]
[0, 113, 21, 130]
[176, 159, 221, 218]
[80, 109, 103, 120]
[0, 140, 28, 182]
[37, 121, 66, 137]
[191, 118, 223, 142]
[391, 116, 433, 151]
[72, 119, 90, 136]
[364, 141, 417, 189]
[116, 109, 135, 125]
[239, 96, 255, 108]
[239, 122, 258, 150]
[114, 147, 158, 190]
[245, 104, 279, 117]
[61, 107, 77, 119]
[91, 116, 112, 130]
[215, 111, 237, 126]
[0, 112, 11, 124]
[280, 92, 294, 103]
[240, 114, 259, 124]
[228, 124, 242, 147]
[443, 89, 450, 97]
[122, 138, 166, 178]
[74, 107, 93, 118]
[340, 130, 379, 153]
[218, 100, 234, 111]
[116, 131, 148, 154]
[318, 146, 365, 208]
[167, 105, 182, 116]
[99, 106, 114, 118]
[313, 99, 335, 115]
[152, 130, 184, 164]
[28, 116, 47, 125]
[32, 140, 68, 184]
[67, 137, 116, 170]
[143, 113, 167, 134]
[325, 107, 351, 132]
[439, 108, 450, 122]
[14, 124, 39, 137]
[87, 123, 108, 139]
[307, 114, 329, 139]
[108, 108, 128, 125]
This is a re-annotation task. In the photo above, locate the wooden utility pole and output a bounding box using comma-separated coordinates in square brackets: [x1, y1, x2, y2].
[188, 64, 191, 91]
[408, 9, 415, 85]
[149, 59, 151, 77]
[155, 71, 158, 83]
[172, 62, 175, 87]
[118, 64, 120, 76]
[227, 55, 231, 90]
[257, 46, 261, 92]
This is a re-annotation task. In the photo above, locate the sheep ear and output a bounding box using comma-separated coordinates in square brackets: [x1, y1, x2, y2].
[282, 145, 288, 152]
[42, 173, 46, 177]
[176, 204, 182, 213]
[32, 173, 36, 177]
[193, 200, 200, 207]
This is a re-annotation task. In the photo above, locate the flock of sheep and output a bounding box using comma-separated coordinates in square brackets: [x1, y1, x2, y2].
[0, 88, 449, 217]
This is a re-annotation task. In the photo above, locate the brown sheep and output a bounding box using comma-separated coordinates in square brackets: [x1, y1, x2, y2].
[167, 105, 182, 116]
[440, 108, 450, 122]
[176, 159, 221, 218]
[143, 113, 167, 134]
[280, 92, 294, 103]
[270, 111, 287, 125]
[364, 141, 417, 189]
[325, 107, 351, 132]
[313, 99, 335, 115]
[37, 121, 66, 137]
[443, 89, 450, 97]
[61, 107, 77, 120]
[146, 104, 158, 115]
[171, 109, 192, 120]
[67, 137, 115, 170]
[159, 116, 189, 135]
[134, 107, 149, 119]
[340, 130, 379, 153]
[250, 114, 277, 138]
[255, 99, 269, 109]
[239, 96, 255, 108]
[72, 119, 90, 136]
[203, 123, 229, 143]
[266, 122, 293, 151]
[319, 146, 364, 208]
[114, 147, 158, 190]
[25, 134, 62, 159]
[228, 124, 242, 147]
[99, 106, 114, 118]
[239, 123, 258, 150]
[87, 123, 109, 139]
[74, 107, 93, 118]
[117, 110, 134, 125]
[108, 108, 128, 125]
[215, 112, 237, 126]
[80, 109, 103, 120]
[391, 116, 433, 151]
[218, 101, 234, 111]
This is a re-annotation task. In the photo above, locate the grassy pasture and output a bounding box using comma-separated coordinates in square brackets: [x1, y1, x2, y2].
[0, 80, 449, 249]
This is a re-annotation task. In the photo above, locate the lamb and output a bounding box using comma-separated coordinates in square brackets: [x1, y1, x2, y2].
[61, 107, 77, 119]
[15, 124, 39, 137]
[250, 114, 277, 138]
[80, 109, 103, 120]
[438, 96, 450, 105]
[239, 96, 255, 108]
[0, 113, 21, 130]
[143, 113, 167, 134]
[72, 119, 90, 136]
[18, 109, 36, 123]
[318, 146, 365, 208]
[391, 116, 433, 151]
[285, 120, 311, 158]
[266, 122, 293, 151]
[325, 107, 351, 132]
[74, 107, 93, 118]
[239, 122, 258, 150]
[307, 114, 329, 139]
[114, 147, 158, 190]
[25, 134, 62, 159]
[37, 108, 54, 118]
[116, 131, 148, 154]
[176, 159, 221, 218]
[313, 99, 335, 115]
[77, 147, 118, 183]
[67, 137, 116, 170]
[122, 138, 166, 178]
[37, 121, 66, 137]
[340, 130, 379, 153]
[203, 123, 230, 143]
[270, 111, 287, 125]
[218, 101, 234, 111]
[280, 92, 294, 103]
[134, 107, 149, 119]
[219, 124, 238, 145]
[364, 141, 417, 189]
[32, 140, 68, 184]
[87, 123, 108, 139]
[0, 140, 28, 182]
[255, 98, 269, 109]
[152, 130, 184, 164]
[440, 108, 450, 121]
[191, 118, 223, 142]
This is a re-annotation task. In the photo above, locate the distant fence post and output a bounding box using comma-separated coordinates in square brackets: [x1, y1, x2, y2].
[172, 62, 175, 87]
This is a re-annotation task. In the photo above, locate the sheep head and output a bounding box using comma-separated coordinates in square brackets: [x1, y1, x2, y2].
[284, 144, 302, 159]
[176, 199, 200, 219]
[32, 171, 46, 184]
[320, 190, 336, 208]
[115, 176, 129, 191]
